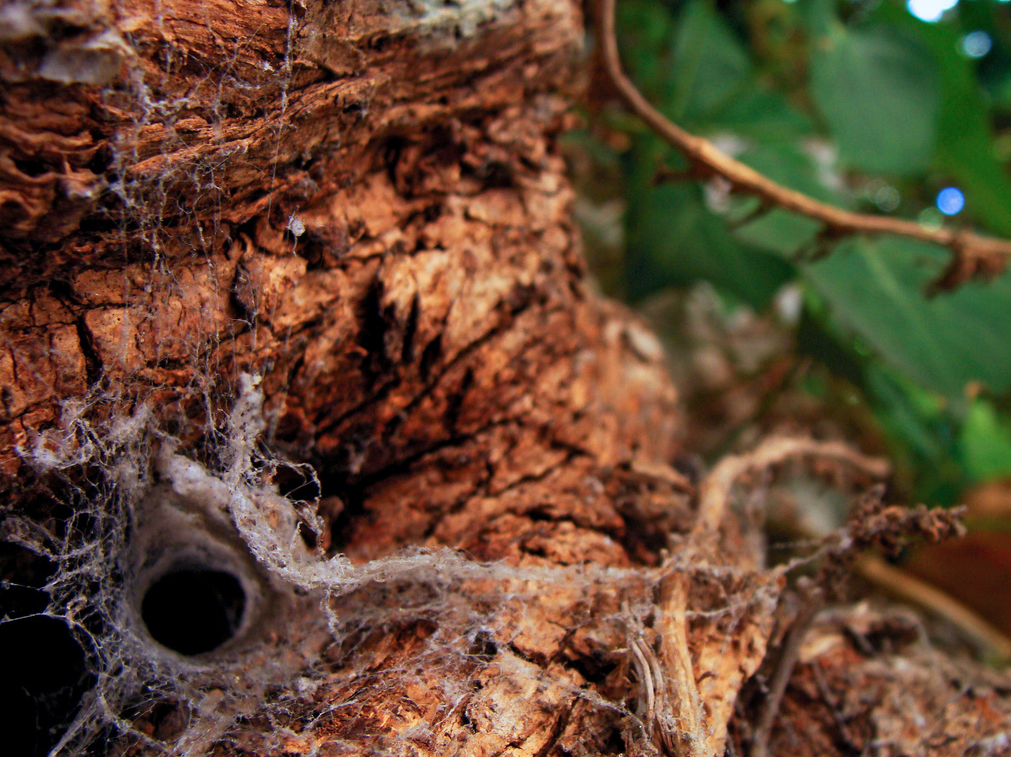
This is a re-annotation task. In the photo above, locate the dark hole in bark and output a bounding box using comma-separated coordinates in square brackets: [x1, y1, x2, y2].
[0, 615, 93, 757]
[11, 157, 50, 178]
[0, 198, 28, 226]
[0, 538, 95, 757]
[141, 568, 246, 655]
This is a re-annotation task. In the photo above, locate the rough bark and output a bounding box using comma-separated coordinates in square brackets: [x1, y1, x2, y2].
[1, 1, 1009, 756]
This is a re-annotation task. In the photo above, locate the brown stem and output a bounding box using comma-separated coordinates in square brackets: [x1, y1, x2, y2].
[749, 583, 824, 757]
[858, 555, 1011, 663]
[597, 0, 1011, 291]
[694, 436, 890, 538]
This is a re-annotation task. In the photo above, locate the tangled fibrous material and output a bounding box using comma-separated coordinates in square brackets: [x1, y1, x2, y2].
[1, 368, 883, 757]
[5, 365, 1007, 757]
[8, 376, 656, 755]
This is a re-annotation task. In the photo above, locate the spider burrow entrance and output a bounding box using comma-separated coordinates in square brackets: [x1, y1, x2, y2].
[140, 565, 247, 656]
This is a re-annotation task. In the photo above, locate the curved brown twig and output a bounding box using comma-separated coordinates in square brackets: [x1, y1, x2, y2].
[693, 436, 890, 537]
[597, 0, 1011, 292]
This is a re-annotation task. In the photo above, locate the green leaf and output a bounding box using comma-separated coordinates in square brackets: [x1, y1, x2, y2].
[669, 0, 753, 126]
[796, 0, 836, 38]
[960, 399, 1011, 481]
[915, 21, 1011, 237]
[810, 25, 940, 177]
[804, 237, 1011, 398]
[862, 363, 965, 504]
[625, 183, 794, 307]
[733, 209, 822, 258]
[623, 137, 794, 307]
[617, 0, 812, 140]
[616, 0, 677, 105]
[864, 364, 948, 463]
[739, 143, 844, 204]
[716, 90, 814, 141]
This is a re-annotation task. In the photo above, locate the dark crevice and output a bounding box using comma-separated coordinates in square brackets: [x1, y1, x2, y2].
[299, 223, 352, 270]
[419, 333, 442, 380]
[462, 159, 515, 189]
[319, 294, 559, 548]
[267, 355, 308, 446]
[229, 263, 256, 324]
[154, 355, 190, 371]
[325, 430, 475, 552]
[443, 365, 474, 433]
[400, 293, 420, 364]
[559, 637, 619, 686]
[382, 136, 406, 185]
[525, 508, 563, 524]
[317, 296, 549, 475]
[272, 461, 322, 504]
[393, 296, 548, 423]
[312, 377, 401, 449]
[74, 315, 103, 387]
[506, 640, 544, 666]
[11, 156, 52, 178]
[0, 615, 94, 757]
[46, 277, 81, 309]
[521, 543, 550, 559]
[324, 479, 369, 555]
[532, 703, 571, 757]
[356, 276, 393, 385]
[467, 630, 498, 662]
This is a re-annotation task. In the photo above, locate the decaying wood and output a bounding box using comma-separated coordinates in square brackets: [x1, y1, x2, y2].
[1, 0, 1009, 755]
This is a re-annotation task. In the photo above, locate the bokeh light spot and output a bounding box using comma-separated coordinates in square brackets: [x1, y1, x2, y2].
[960, 31, 992, 58]
[936, 187, 965, 216]
[864, 180, 902, 213]
[907, 0, 959, 23]
[875, 185, 901, 212]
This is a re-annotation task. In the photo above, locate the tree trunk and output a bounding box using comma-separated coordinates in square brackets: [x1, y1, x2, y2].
[1, 1, 1008, 756]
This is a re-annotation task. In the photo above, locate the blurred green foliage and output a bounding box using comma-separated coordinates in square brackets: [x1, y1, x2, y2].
[576, 0, 1011, 503]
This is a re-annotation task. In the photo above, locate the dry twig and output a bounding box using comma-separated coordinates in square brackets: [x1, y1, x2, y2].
[858, 554, 1011, 663]
[636, 438, 887, 757]
[597, 0, 1011, 291]
[694, 437, 890, 537]
[749, 581, 824, 757]
[684, 438, 889, 757]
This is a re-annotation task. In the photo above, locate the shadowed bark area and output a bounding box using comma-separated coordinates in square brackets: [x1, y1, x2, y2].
[1, 1, 1009, 756]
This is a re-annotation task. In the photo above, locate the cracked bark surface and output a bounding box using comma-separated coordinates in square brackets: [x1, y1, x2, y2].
[2, 0, 1010, 755]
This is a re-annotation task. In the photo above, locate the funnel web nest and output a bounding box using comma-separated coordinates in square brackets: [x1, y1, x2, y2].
[10, 373, 704, 755]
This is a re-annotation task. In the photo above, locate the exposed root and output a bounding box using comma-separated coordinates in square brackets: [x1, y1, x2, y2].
[619, 437, 890, 757]
[655, 573, 706, 757]
[624, 435, 973, 757]
[749, 580, 824, 757]
[693, 436, 890, 537]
